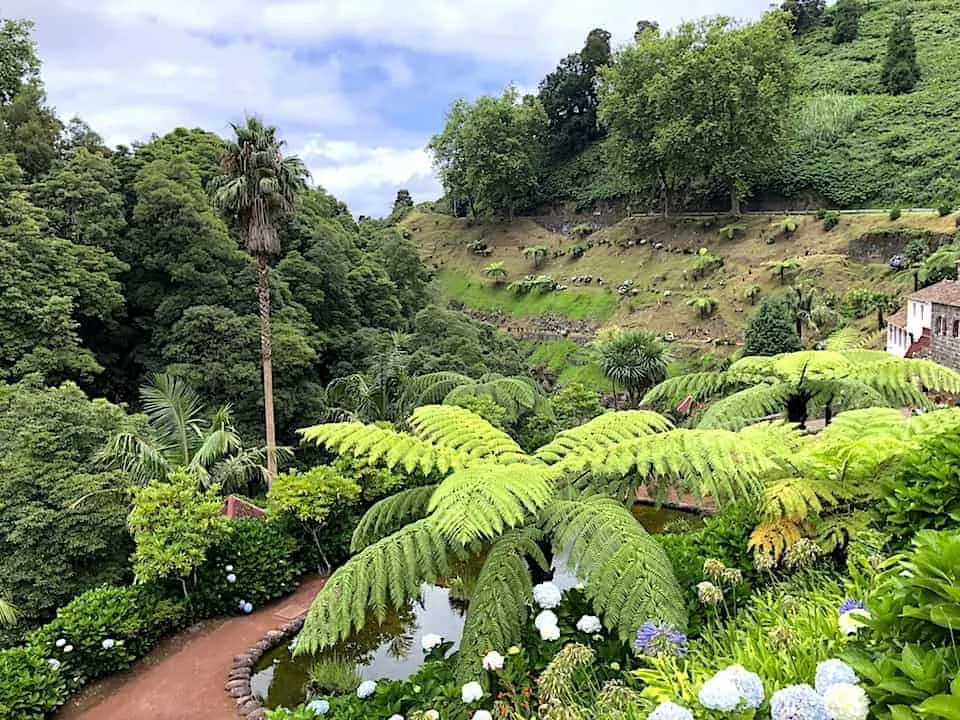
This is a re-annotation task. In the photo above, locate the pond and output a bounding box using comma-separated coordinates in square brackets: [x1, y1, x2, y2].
[251, 503, 702, 709]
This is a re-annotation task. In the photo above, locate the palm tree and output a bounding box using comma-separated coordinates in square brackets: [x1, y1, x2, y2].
[483, 261, 508, 286]
[598, 329, 671, 406]
[687, 296, 718, 320]
[99, 373, 285, 491]
[0, 598, 16, 627]
[769, 259, 799, 285]
[210, 116, 309, 482]
[522, 245, 549, 269]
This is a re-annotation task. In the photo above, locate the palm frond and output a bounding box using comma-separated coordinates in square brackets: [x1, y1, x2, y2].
[0, 598, 17, 627]
[96, 432, 171, 485]
[140, 373, 206, 466]
[544, 496, 686, 640]
[350, 485, 438, 552]
[534, 410, 673, 464]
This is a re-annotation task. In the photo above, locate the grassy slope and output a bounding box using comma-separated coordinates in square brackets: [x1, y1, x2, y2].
[407, 209, 953, 342]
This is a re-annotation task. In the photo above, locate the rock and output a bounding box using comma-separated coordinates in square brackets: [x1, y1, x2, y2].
[245, 710, 267, 720]
[265, 630, 286, 643]
[228, 668, 252, 680]
[227, 679, 249, 692]
[237, 697, 260, 714]
[228, 685, 250, 698]
[233, 655, 255, 668]
[255, 639, 272, 653]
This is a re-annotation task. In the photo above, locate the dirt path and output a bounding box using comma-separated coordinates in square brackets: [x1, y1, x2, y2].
[56, 576, 326, 720]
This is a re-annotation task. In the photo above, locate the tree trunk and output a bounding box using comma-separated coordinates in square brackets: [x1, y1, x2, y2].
[824, 400, 833, 426]
[796, 316, 803, 340]
[913, 270, 919, 292]
[877, 306, 885, 331]
[730, 184, 741, 216]
[257, 254, 278, 484]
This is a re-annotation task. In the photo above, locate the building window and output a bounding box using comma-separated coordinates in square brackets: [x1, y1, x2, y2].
[938, 316, 945, 334]
[954, 319, 959, 338]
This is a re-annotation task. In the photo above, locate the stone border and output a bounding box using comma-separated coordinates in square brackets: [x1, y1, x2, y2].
[226, 616, 306, 719]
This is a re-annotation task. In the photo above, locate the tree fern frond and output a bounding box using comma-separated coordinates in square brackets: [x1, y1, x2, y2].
[697, 383, 794, 430]
[814, 408, 909, 444]
[762, 476, 840, 521]
[456, 529, 548, 682]
[731, 351, 853, 384]
[534, 410, 673, 464]
[640, 372, 728, 409]
[427, 464, 553, 545]
[816, 510, 873, 555]
[296, 519, 451, 653]
[543, 496, 686, 639]
[748, 519, 803, 561]
[299, 422, 467, 476]
[400, 372, 474, 409]
[907, 407, 960, 436]
[408, 405, 531, 464]
[850, 357, 960, 400]
[350, 485, 438, 552]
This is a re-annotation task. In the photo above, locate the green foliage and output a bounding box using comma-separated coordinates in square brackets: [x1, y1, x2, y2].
[920, 244, 960, 286]
[782, 0, 826, 35]
[881, 14, 920, 95]
[744, 299, 802, 356]
[450, 393, 508, 429]
[841, 288, 899, 322]
[822, 211, 840, 231]
[268, 466, 361, 526]
[938, 201, 953, 217]
[889, 206, 902, 221]
[534, 410, 673, 464]
[598, 330, 671, 405]
[29, 585, 185, 682]
[551, 383, 605, 430]
[686, 296, 718, 319]
[0, 380, 134, 634]
[744, 284, 762, 305]
[717, 223, 745, 240]
[350, 485, 438, 551]
[127, 471, 226, 586]
[691, 252, 724, 279]
[0, 644, 67, 720]
[769, 259, 800, 284]
[831, 0, 862, 44]
[522, 245, 550, 268]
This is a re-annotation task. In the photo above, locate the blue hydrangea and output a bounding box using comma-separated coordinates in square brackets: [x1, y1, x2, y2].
[771, 684, 828, 720]
[717, 665, 765, 709]
[649, 701, 694, 720]
[307, 699, 330, 715]
[698, 676, 741, 711]
[838, 599, 865, 616]
[815, 660, 858, 695]
[635, 621, 689, 657]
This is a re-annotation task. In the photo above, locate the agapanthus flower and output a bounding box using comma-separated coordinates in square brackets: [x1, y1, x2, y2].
[823, 684, 869, 720]
[782, 595, 801, 614]
[635, 621, 689, 657]
[482, 650, 504, 671]
[472, 712, 493, 720]
[784, 539, 822, 570]
[421, 633, 443, 651]
[815, 660, 858, 695]
[768, 626, 796, 650]
[703, 558, 726, 581]
[770, 684, 828, 720]
[461, 681, 484, 703]
[540, 623, 561, 641]
[356, 680, 377, 699]
[838, 599, 865, 616]
[754, 552, 776, 572]
[838, 610, 870, 636]
[697, 581, 724, 606]
[307, 698, 330, 715]
[648, 701, 694, 720]
[533, 582, 563, 609]
[101, 638, 115, 650]
[698, 675, 741, 711]
[576, 615, 603, 634]
[716, 665, 765, 709]
[721, 568, 743, 585]
[534, 610, 558, 631]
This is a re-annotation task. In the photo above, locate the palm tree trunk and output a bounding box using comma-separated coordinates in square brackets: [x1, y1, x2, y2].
[257, 254, 278, 483]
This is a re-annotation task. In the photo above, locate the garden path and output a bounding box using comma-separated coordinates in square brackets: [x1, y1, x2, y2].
[55, 575, 326, 720]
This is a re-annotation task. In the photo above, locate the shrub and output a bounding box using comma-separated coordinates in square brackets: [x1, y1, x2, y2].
[822, 211, 840, 231]
[570, 223, 594, 239]
[815, 208, 828, 220]
[569, 243, 587, 259]
[190, 519, 306, 618]
[29, 585, 186, 683]
[692, 252, 724, 279]
[780, 216, 799, 234]
[0, 645, 68, 720]
[744, 299, 802, 356]
[717, 223, 745, 240]
[903, 237, 932, 265]
[888, 206, 902, 221]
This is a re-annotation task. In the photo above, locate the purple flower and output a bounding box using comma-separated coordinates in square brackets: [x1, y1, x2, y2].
[838, 599, 865, 616]
[635, 621, 688, 657]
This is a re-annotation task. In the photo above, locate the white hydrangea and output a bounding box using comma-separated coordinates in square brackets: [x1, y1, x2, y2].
[838, 610, 870, 636]
[388, 715, 404, 720]
[462, 681, 484, 703]
[472, 712, 493, 720]
[225, 564, 234, 572]
[824, 684, 870, 720]
[421, 633, 443, 651]
[55, 639, 66, 648]
[101, 638, 115, 650]
[534, 610, 558, 631]
[63, 645, 74, 653]
[576, 615, 603, 634]
[540, 623, 561, 641]
[482, 650, 504, 671]
[532, 581, 563, 609]
[698, 675, 741, 711]
[357, 680, 377, 699]
[424, 711, 440, 720]
[226, 573, 237, 584]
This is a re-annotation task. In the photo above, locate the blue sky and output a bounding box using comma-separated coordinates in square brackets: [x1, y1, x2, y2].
[11, 0, 771, 216]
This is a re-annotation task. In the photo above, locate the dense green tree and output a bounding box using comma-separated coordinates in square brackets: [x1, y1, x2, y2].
[744, 298, 802, 356]
[0, 19, 39, 103]
[429, 87, 546, 218]
[634, 20, 660, 40]
[598, 329, 671, 406]
[0, 380, 136, 633]
[831, 0, 861, 44]
[552, 383, 605, 429]
[538, 29, 612, 157]
[781, 0, 825, 35]
[210, 116, 309, 481]
[881, 14, 920, 95]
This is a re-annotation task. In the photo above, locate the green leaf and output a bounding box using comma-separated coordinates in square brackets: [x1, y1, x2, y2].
[917, 695, 960, 720]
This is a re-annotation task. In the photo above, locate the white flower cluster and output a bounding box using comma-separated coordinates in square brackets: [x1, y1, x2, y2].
[576, 615, 602, 634]
[697, 665, 765, 711]
[356, 680, 377, 699]
[421, 633, 443, 652]
[482, 650, 504, 671]
[461, 681, 484, 703]
[532, 581, 563, 609]
[838, 611, 869, 636]
[534, 610, 560, 641]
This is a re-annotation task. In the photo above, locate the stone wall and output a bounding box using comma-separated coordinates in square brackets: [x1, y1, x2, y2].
[929, 302, 960, 372]
[847, 229, 953, 263]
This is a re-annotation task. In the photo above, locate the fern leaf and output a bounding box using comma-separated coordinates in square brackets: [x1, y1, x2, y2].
[748, 519, 803, 562]
[455, 529, 548, 682]
[427, 464, 553, 545]
[350, 485, 438, 552]
[408, 405, 531, 464]
[698, 383, 793, 430]
[400, 372, 474, 411]
[297, 519, 452, 653]
[640, 372, 729, 410]
[543, 496, 686, 639]
[762, 476, 839, 521]
[535, 410, 673, 464]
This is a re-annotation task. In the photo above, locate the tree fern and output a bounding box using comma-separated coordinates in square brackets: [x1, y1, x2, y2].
[296, 519, 452, 653]
[697, 383, 794, 430]
[408, 405, 531, 464]
[534, 410, 674, 464]
[401, 372, 474, 409]
[543, 495, 686, 639]
[426, 464, 553, 545]
[299, 422, 468, 476]
[748, 518, 804, 561]
[444, 376, 551, 423]
[762, 476, 841, 521]
[455, 529, 547, 682]
[641, 372, 728, 409]
[351, 485, 438, 552]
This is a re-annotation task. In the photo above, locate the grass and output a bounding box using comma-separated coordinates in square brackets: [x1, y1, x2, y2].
[525, 339, 609, 391]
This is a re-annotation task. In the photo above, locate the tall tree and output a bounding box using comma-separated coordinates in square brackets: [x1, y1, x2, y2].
[881, 14, 920, 95]
[781, 0, 825, 35]
[598, 329, 671, 406]
[744, 298, 802, 356]
[210, 117, 309, 482]
[831, 0, 861, 44]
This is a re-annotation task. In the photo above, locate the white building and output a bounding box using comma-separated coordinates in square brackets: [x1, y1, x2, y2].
[887, 281, 951, 358]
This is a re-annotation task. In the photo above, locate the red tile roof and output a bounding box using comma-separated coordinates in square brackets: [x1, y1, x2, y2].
[909, 280, 960, 306]
[887, 310, 907, 328]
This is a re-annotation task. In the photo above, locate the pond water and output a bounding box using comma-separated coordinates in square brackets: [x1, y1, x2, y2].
[251, 504, 702, 709]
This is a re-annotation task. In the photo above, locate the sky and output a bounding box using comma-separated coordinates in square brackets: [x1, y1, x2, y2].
[12, 0, 771, 217]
